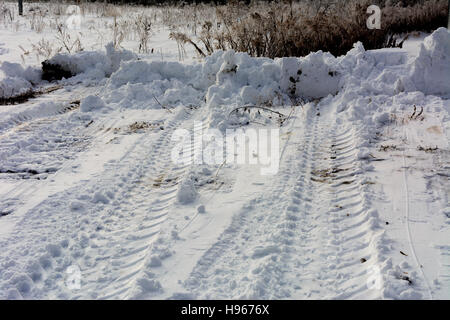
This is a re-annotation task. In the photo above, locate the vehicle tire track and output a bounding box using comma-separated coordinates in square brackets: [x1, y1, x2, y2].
[76, 110, 207, 299]
[183, 103, 387, 299]
[0, 104, 206, 299]
[321, 124, 385, 299]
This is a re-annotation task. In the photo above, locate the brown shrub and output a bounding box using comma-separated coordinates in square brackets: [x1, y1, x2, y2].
[182, 0, 448, 58]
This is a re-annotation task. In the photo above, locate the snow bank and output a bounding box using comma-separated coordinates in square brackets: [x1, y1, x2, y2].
[0, 77, 33, 99]
[2, 28, 447, 105]
[46, 43, 137, 81]
[104, 59, 206, 109]
[206, 51, 282, 108]
[0, 62, 41, 83]
[98, 48, 342, 131]
[409, 27, 450, 96]
[0, 62, 41, 99]
[40, 28, 448, 127]
[279, 52, 341, 99]
[206, 50, 341, 108]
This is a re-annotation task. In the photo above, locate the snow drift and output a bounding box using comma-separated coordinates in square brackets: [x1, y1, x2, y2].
[0, 62, 41, 99]
[0, 26, 449, 301]
[3, 29, 449, 120]
[409, 27, 450, 95]
[44, 43, 137, 82]
[97, 28, 450, 121]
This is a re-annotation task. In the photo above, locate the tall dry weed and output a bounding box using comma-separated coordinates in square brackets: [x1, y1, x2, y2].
[178, 0, 448, 58]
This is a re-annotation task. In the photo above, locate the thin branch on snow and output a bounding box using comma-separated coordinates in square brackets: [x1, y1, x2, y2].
[153, 94, 172, 113]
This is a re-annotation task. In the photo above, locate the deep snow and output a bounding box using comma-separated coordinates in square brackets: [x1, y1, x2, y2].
[0, 24, 449, 299]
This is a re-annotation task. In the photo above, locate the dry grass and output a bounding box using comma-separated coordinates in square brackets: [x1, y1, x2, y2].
[1, 0, 446, 62]
[31, 38, 62, 61]
[134, 13, 152, 53]
[55, 22, 83, 53]
[383, 0, 448, 34]
[176, 0, 448, 58]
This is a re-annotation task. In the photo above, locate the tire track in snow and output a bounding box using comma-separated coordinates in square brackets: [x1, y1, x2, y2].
[183, 103, 386, 299]
[321, 124, 385, 299]
[183, 104, 312, 299]
[76, 110, 207, 299]
[0, 85, 102, 186]
[0, 86, 107, 238]
[0, 104, 204, 299]
[0, 85, 97, 137]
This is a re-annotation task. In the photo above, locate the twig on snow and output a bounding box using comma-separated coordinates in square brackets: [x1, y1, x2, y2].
[153, 94, 172, 113]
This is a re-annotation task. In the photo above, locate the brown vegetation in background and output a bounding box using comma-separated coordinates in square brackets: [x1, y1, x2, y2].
[174, 0, 448, 58]
[1, 0, 447, 60]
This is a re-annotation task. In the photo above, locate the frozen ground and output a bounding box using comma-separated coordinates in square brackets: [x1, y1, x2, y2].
[0, 4, 449, 299]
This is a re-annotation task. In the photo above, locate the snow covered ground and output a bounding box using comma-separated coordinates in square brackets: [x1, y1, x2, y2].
[0, 3, 449, 299]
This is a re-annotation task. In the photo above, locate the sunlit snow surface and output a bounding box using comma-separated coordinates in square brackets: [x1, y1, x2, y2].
[0, 8, 449, 300]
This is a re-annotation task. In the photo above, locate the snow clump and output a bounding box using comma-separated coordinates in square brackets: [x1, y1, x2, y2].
[80, 95, 107, 113]
[0, 62, 41, 99]
[409, 27, 450, 95]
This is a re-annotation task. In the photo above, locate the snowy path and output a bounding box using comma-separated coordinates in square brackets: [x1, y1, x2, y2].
[0, 85, 100, 236]
[1, 28, 449, 300]
[366, 103, 450, 299]
[0, 93, 213, 299]
[179, 104, 385, 299]
[0, 83, 205, 298]
[0, 94, 448, 299]
[77, 109, 204, 299]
